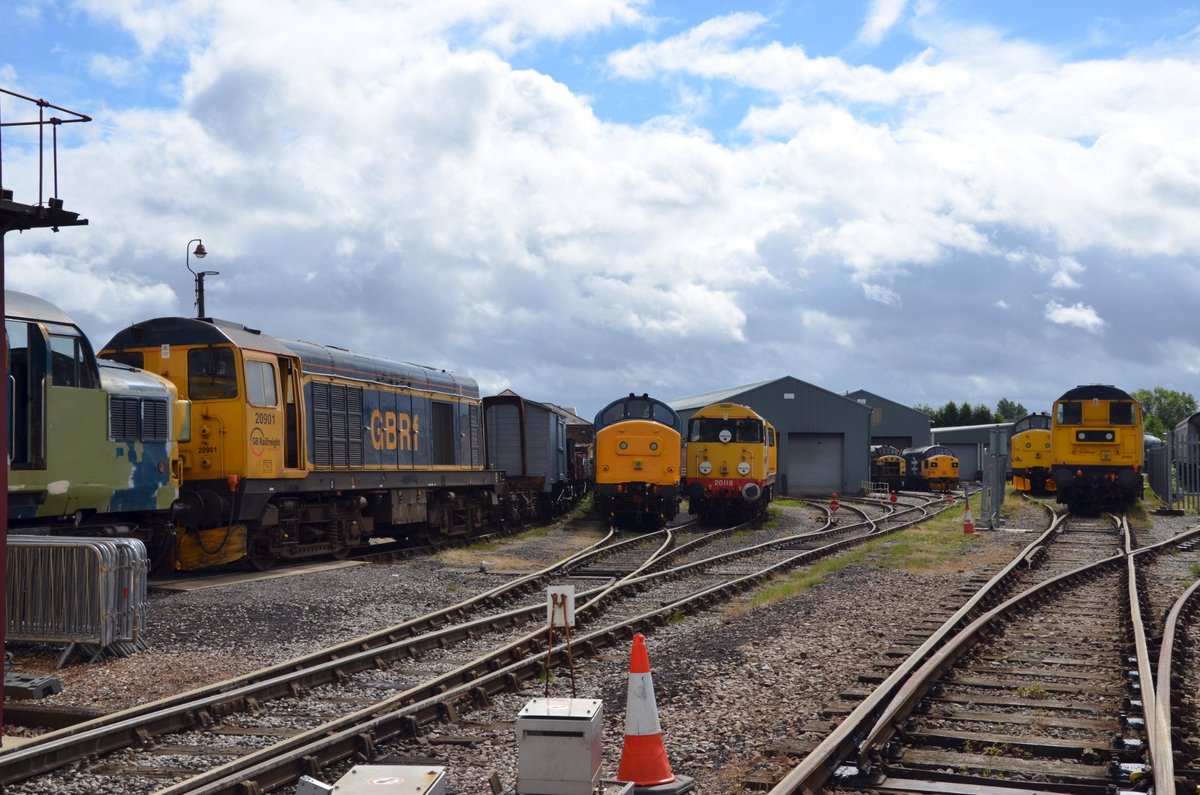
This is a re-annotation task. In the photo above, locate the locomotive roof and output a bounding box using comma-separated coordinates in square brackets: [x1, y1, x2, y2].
[105, 317, 479, 399]
[1012, 412, 1051, 433]
[1057, 384, 1135, 401]
[105, 316, 297, 356]
[903, 445, 954, 456]
[593, 393, 682, 432]
[5, 290, 79, 326]
[282, 339, 478, 399]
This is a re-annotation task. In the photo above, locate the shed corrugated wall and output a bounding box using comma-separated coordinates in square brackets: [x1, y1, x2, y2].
[673, 376, 871, 496]
[845, 389, 933, 449]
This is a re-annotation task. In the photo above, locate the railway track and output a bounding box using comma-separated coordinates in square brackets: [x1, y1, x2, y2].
[768, 508, 1200, 795]
[1, 494, 953, 793]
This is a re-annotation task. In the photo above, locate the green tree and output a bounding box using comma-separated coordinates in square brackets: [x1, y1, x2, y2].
[913, 403, 935, 417]
[1132, 387, 1197, 435]
[936, 401, 960, 427]
[994, 398, 1028, 421]
[971, 405, 995, 424]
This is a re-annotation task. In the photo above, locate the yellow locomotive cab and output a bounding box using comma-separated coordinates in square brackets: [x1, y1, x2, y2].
[592, 394, 683, 528]
[684, 402, 777, 523]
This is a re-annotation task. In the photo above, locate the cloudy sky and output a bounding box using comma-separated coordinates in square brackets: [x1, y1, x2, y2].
[3, 0, 1199, 420]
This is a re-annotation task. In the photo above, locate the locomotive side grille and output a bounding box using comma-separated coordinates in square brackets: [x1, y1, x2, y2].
[141, 399, 169, 441]
[109, 397, 141, 440]
[109, 397, 169, 441]
[347, 386, 363, 466]
[469, 404, 481, 468]
[331, 385, 349, 467]
[313, 382, 332, 467]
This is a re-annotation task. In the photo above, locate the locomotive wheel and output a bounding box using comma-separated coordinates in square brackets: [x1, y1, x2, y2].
[330, 546, 350, 560]
[247, 554, 277, 572]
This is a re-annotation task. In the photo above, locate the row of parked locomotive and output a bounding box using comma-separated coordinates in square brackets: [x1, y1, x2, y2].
[591, 396, 777, 527]
[6, 290, 590, 572]
[1010, 385, 1144, 511]
[869, 445, 960, 492]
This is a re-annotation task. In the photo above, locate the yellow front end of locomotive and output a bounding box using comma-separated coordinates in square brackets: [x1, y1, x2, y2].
[595, 420, 681, 488]
[922, 455, 960, 489]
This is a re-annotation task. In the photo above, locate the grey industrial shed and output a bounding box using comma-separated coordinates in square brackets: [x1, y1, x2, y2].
[844, 389, 933, 449]
[670, 376, 872, 496]
[931, 423, 1014, 482]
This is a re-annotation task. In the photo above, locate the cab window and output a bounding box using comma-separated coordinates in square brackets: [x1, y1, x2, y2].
[245, 360, 278, 407]
[1057, 402, 1082, 425]
[736, 419, 763, 442]
[107, 350, 144, 369]
[45, 323, 97, 389]
[1110, 402, 1134, 425]
[187, 347, 238, 400]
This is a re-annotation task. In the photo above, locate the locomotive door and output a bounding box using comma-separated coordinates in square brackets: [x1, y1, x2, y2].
[243, 352, 286, 477]
[278, 355, 302, 472]
[5, 318, 44, 470]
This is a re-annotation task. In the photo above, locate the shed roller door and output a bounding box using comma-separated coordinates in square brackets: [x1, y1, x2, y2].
[947, 444, 978, 482]
[787, 433, 843, 494]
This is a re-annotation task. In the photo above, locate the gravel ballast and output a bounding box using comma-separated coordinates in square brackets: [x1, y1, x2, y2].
[4, 499, 1195, 794]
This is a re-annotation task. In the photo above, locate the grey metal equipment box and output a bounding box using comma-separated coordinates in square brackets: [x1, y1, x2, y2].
[321, 765, 446, 795]
[517, 697, 604, 795]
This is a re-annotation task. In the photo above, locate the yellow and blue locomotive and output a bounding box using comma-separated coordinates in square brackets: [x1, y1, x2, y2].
[869, 445, 906, 491]
[1010, 412, 1054, 495]
[6, 291, 189, 565]
[901, 445, 960, 491]
[592, 393, 682, 527]
[1050, 384, 1143, 510]
[684, 402, 777, 522]
[103, 316, 504, 570]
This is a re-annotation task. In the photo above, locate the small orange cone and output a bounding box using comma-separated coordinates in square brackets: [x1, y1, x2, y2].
[617, 634, 693, 792]
[963, 503, 975, 534]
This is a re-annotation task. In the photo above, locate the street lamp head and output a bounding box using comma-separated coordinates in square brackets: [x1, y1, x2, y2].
[186, 237, 214, 318]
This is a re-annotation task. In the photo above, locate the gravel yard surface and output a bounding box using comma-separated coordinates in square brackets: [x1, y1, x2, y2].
[4, 498, 1197, 795]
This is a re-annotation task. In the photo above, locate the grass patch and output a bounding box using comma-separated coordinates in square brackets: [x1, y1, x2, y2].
[728, 497, 996, 616]
[1016, 682, 1049, 700]
[772, 498, 806, 507]
[568, 494, 594, 520]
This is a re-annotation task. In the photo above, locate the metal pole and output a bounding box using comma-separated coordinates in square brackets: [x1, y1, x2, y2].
[1, 224, 8, 734]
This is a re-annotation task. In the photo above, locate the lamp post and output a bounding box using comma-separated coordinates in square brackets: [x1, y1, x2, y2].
[186, 238, 218, 318]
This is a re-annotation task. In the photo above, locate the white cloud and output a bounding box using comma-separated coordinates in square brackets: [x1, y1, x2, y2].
[6, 1, 1200, 417]
[801, 310, 854, 347]
[862, 283, 901, 306]
[1045, 300, 1105, 332]
[857, 0, 909, 47]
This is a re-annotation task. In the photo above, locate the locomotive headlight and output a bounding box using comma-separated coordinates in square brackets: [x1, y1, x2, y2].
[1106, 432, 1114, 440]
[738, 461, 750, 476]
[619, 441, 628, 450]
[649, 442, 659, 451]
[698, 461, 713, 475]
[1077, 432, 1085, 441]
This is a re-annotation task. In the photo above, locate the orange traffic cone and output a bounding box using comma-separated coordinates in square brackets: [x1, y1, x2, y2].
[963, 503, 975, 534]
[617, 634, 694, 793]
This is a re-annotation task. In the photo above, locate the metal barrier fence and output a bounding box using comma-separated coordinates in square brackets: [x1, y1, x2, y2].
[860, 481, 891, 498]
[6, 536, 149, 667]
[1148, 440, 1200, 514]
